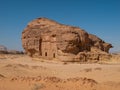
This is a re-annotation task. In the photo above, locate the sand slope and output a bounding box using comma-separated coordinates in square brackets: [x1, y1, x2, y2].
[0, 54, 120, 90]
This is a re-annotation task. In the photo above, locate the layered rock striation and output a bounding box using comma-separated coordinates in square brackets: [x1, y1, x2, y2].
[22, 17, 112, 62]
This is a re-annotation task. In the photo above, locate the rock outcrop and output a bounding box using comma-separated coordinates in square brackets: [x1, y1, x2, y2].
[0, 45, 24, 54]
[0, 45, 7, 54]
[22, 17, 113, 62]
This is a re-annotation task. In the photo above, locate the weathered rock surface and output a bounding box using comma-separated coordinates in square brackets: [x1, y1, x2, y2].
[22, 17, 113, 62]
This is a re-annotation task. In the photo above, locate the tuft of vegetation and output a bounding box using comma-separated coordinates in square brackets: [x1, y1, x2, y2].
[0, 74, 5, 78]
[94, 67, 102, 71]
[31, 83, 45, 90]
[84, 68, 92, 72]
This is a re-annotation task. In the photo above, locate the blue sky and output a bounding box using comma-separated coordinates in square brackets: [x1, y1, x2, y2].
[0, 0, 120, 52]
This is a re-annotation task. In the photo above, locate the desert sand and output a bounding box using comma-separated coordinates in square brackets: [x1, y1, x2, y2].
[0, 54, 120, 90]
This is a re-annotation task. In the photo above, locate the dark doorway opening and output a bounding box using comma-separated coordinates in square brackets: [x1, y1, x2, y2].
[45, 52, 47, 56]
[53, 53, 55, 58]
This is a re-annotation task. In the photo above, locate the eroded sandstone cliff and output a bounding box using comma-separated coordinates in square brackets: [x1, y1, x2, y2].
[22, 17, 112, 62]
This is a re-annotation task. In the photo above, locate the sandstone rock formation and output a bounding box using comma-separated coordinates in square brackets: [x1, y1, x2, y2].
[22, 17, 113, 62]
[0, 45, 7, 54]
[0, 45, 24, 54]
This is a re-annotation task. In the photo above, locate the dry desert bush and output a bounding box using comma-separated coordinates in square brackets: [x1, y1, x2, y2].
[94, 67, 102, 71]
[31, 83, 45, 90]
[84, 68, 92, 72]
[0, 74, 5, 78]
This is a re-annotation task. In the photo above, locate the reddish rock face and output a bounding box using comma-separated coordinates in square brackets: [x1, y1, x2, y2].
[22, 17, 112, 62]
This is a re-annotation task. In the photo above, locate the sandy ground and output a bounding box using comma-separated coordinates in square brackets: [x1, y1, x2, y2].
[0, 54, 120, 90]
